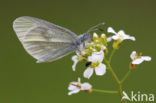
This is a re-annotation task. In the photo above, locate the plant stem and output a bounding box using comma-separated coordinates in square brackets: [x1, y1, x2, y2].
[121, 70, 132, 84]
[105, 60, 124, 100]
[105, 61, 120, 85]
[109, 49, 116, 62]
[105, 49, 126, 103]
[92, 89, 118, 94]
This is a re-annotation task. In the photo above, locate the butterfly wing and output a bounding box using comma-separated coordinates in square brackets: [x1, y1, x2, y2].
[13, 16, 78, 63]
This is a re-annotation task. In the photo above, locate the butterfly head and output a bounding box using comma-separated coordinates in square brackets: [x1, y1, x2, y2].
[76, 33, 91, 52]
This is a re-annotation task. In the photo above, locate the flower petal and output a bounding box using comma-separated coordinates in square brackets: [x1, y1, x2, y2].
[83, 67, 94, 79]
[68, 89, 80, 95]
[132, 58, 144, 64]
[95, 63, 106, 75]
[68, 85, 77, 91]
[88, 50, 104, 63]
[129, 36, 136, 41]
[118, 30, 125, 35]
[81, 83, 92, 90]
[122, 35, 135, 41]
[107, 36, 112, 42]
[141, 56, 151, 61]
[71, 82, 79, 86]
[107, 27, 117, 34]
[130, 51, 136, 60]
[112, 35, 119, 40]
[72, 55, 78, 71]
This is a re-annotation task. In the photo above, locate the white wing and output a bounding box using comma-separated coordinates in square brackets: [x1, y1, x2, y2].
[13, 16, 78, 63]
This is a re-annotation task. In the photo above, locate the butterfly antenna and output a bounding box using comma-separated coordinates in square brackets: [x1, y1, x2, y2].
[87, 22, 105, 33]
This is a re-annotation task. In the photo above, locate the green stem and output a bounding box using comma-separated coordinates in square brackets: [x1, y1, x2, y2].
[109, 49, 116, 62]
[104, 49, 126, 103]
[120, 70, 132, 84]
[92, 89, 118, 94]
[105, 60, 120, 85]
[105, 59, 125, 103]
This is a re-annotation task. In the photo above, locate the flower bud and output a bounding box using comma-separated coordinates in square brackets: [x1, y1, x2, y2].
[93, 33, 99, 39]
[93, 33, 100, 43]
[113, 39, 122, 50]
[96, 44, 102, 49]
[81, 50, 91, 57]
[101, 34, 107, 45]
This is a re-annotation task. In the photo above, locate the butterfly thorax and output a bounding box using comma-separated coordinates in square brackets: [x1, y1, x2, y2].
[75, 33, 91, 51]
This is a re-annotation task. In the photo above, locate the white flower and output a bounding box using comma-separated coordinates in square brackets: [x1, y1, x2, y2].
[107, 27, 135, 41]
[68, 78, 92, 95]
[72, 50, 89, 71]
[130, 51, 151, 64]
[83, 50, 106, 79]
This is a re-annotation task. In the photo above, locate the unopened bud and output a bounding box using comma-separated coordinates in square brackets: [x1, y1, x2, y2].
[93, 33, 99, 42]
[93, 33, 99, 39]
[101, 34, 107, 45]
[113, 39, 122, 50]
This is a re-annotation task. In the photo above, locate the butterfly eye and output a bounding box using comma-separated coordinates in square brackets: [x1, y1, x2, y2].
[85, 61, 92, 67]
[98, 28, 104, 31]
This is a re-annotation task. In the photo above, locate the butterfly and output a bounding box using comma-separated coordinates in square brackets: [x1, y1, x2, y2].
[13, 16, 92, 63]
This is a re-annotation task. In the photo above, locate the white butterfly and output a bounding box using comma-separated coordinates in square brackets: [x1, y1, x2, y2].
[13, 16, 90, 63]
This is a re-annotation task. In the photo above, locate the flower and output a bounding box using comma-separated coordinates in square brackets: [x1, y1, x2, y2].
[68, 78, 92, 95]
[130, 51, 151, 69]
[83, 50, 106, 79]
[130, 51, 151, 64]
[107, 27, 135, 41]
[72, 50, 90, 71]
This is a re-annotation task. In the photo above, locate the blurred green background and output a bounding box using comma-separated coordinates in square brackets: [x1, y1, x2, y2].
[0, 0, 155, 103]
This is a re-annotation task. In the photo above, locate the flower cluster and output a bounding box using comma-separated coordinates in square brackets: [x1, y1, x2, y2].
[68, 26, 151, 95]
[72, 33, 107, 79]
